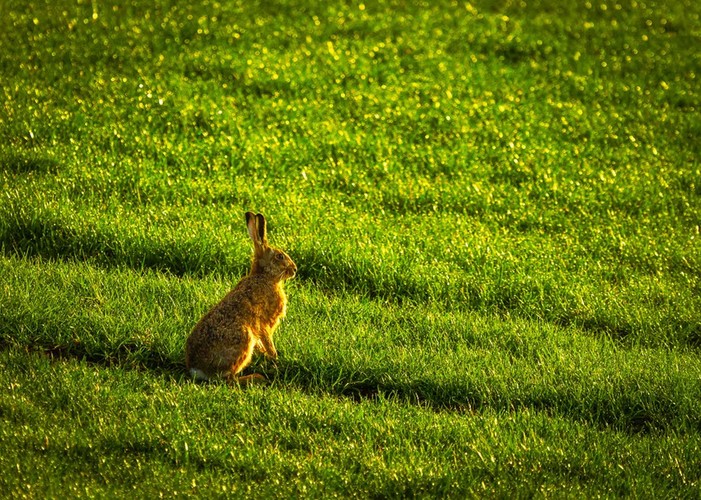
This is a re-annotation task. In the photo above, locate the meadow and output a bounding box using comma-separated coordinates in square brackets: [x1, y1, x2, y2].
[1, 0, 700, 496]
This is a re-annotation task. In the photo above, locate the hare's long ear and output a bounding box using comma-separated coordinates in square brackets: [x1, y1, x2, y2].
[256, 213, 269, 246]
[245, 212, 261, 248]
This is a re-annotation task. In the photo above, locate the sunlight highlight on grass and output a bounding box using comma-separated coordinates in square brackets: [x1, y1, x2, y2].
[1, 0, 700, 496]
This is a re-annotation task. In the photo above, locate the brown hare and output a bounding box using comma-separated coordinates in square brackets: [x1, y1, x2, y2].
[185, 212, 296, 385]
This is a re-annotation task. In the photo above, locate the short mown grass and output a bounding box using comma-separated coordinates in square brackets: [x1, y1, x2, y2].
[2, 0, 700, 497]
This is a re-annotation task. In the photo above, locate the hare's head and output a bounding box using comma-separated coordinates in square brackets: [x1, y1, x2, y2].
[246, 212, 297, 280]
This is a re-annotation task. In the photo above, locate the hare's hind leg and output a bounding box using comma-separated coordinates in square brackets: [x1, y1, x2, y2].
[225, 330, 267, 385]
[228, 333, 256, 375]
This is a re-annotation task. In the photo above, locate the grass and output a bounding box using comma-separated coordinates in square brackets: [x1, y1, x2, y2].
[1, 0, 700, 496]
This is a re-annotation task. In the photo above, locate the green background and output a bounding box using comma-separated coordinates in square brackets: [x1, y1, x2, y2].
[1, 0, 700, 496]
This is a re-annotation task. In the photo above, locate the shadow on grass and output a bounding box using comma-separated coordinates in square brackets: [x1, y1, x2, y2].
[271, 360, 473, 413]
[262, 356, 697, 436]
[0, 337, 185, 380]
[0, 215, 239, 278]
[0, 153, 60, 175]
[4, 337, 697, 436]
[2, 222, 700, 351]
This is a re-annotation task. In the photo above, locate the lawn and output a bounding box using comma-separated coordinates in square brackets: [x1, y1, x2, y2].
[1, 0, 700, 497]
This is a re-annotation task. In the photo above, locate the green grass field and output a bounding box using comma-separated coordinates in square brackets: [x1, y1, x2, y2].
[2, 0, 700, 496]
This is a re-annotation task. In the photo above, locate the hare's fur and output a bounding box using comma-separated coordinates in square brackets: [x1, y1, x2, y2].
[185, 212, 296, 384]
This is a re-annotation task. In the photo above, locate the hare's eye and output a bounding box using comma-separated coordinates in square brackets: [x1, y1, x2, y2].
[276, 253, 285, 261]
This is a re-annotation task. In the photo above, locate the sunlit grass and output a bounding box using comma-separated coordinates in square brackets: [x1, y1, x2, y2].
[1, 0, 700, 496]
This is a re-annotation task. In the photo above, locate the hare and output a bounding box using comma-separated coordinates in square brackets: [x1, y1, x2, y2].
[185, 212, 297, 385]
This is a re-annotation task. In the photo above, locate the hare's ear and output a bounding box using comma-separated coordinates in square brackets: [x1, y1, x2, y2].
[245, 212, 261, 246]
[256, 213, 268, 246]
